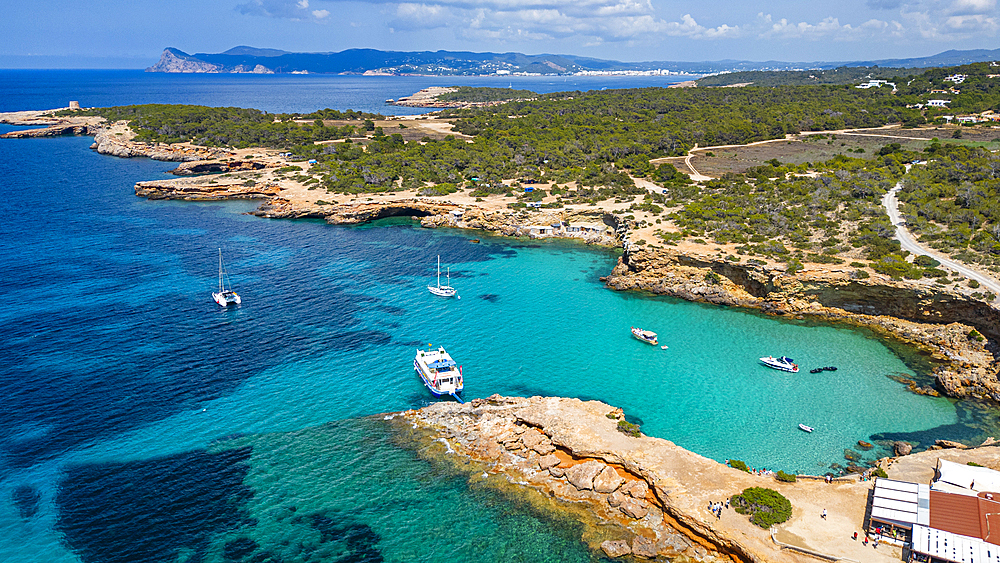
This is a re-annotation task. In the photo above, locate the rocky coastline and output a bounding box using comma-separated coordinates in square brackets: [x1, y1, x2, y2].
[603, 248, 1000, 401]
[395, 395, 1000, 562]
[4, 107, 998, 404]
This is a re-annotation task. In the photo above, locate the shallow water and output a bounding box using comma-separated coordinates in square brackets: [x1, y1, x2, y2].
[0, 74, 994, 563]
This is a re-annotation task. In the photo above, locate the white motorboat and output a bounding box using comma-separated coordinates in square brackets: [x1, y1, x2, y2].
[428, 255, 456, 297]
[414, 346, 464, 399]
[212, 249, 241, 307]
[760, 355, 799, 373]
[798, 424, 814, 433]
[631, 327, 658, 345]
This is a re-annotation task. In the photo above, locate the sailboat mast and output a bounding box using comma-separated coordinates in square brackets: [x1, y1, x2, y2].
[218, 248, 224, 292]
[437, 255, 441, 288]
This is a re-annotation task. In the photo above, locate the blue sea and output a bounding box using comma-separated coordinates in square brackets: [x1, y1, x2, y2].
[0, 71, 992, 563]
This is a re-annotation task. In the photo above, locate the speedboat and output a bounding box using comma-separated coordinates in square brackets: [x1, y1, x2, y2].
[414, 346, 464, 399]
[631, 327, 658, 345]
[799, 424, 814, 433]
[760, 356, 799, 373]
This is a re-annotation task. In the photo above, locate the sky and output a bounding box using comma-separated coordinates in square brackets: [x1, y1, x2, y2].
[2, 0, 999, 68]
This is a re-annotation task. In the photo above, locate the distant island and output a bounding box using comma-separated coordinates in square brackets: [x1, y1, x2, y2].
[146, 45, 1000, 76]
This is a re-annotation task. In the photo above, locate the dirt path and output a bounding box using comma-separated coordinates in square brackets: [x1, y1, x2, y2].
[884, 172, 1000, 302]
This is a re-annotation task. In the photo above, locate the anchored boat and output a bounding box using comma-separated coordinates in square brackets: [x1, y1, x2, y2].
[760, 356, 799, 373]
[212, 248, 241, 307]
[798, 424, 814, 433]
[428, 255, 457, 297]
[414, 346, 464, 399]
[631, 327, 658, 345]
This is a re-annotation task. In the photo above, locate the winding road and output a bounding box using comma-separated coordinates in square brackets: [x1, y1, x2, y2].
[883, 175, 1000, 301]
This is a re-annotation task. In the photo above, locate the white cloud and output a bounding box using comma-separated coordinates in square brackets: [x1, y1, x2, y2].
[237, 0, 1000, 46]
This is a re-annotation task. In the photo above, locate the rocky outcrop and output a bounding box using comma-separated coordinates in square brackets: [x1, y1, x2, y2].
[0, 124, 96, 138]
[400, 394, 910, 563]
[894, 441, 913, 456]
[604, 247, 1000, 402]
[135, 179, 280, 200]
[92, 125, 228, 162]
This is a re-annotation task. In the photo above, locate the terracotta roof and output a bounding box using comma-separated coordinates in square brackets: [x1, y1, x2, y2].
[929, 490, 1000, 546]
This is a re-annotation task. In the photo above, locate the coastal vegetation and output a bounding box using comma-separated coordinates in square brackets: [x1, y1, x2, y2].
[435, 86, 536, 103]
[896, 143, 1000, 273]
[616, 420, 642, 437]
[731, 487, 793, 528]
[696, 66, 906, 87]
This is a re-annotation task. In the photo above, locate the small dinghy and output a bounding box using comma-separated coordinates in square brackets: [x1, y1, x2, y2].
[798, 423, 814, 433]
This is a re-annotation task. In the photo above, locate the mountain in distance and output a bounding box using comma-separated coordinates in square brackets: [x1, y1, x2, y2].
[145, 46, 1000, 76]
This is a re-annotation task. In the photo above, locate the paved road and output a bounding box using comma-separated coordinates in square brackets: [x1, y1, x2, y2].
[883, 176, 1000, 301]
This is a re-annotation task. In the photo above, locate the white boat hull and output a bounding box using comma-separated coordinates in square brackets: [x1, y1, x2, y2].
[428, 285, 456, 297]
[414, 347, 464, 396]
[213, 291, 241, 306]
[760, 356, 799, 373]
[631, 327, 658, 345]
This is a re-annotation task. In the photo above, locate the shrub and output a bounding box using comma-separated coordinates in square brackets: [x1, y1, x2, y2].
[705, 271, 722, 284]
[969, 329, 985, 342]
[785, 258, 804, 274]
[617, 420, 642, 437]
[969, 462, 984, 467]
[775, 470, 797, 483]
[914, 255, 940, 268]
[969, 279, 981, 288]
[731, 487, 792, 528]
[728, 459, 749, 472]
[851, 270, 870, 279]
[874, 467, 888, 478]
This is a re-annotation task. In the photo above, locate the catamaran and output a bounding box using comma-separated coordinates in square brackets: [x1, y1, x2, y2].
[428, 255, 456, 297]
[414, 346, 464, 399]
[631, 327, 658, 345]
[212, 249, 241, 307]
[760, 356, 799, 373]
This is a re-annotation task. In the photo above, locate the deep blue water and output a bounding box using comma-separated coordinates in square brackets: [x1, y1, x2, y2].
[0, 72, 991, 563]
[0, 70, 691, 115]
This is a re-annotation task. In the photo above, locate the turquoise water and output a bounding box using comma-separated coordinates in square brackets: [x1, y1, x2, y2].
[0, 73, 987, 563]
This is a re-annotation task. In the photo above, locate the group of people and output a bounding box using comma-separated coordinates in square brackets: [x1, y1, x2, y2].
[707, 499, 729, 519]
[852, 528, 885, 549]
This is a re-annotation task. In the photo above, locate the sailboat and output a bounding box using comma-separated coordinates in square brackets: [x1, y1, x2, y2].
[212, 249, 241, 306]
[428, 255, 456, 297]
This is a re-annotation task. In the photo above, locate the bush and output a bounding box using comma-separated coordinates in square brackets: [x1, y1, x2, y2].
[785, 258, 804, 274]
[705, 271, 722, 284]
[969, 279, 981, 288]
[728, 459, 749, 472]
[731, 487, 792, 528]
[969, 329, 985, 342]
[617, 420, 642, 437]
[874, 467, 888, 478]
[913, 255, 940, 268]
[969, 461, 984, 467]
[775, 470, 797, 483]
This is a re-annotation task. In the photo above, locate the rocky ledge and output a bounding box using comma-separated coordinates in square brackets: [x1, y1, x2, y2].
[603, 248, 1000, 401]
[397, 395, 926, 563]
[91, 123, 230, 162]
[135, 178, 280, 200]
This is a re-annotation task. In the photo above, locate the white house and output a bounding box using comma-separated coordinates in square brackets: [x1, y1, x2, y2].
[927, 99, 951, 108]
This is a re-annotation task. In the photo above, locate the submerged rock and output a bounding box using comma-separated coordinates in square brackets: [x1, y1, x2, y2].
[895, 441, 913, 456]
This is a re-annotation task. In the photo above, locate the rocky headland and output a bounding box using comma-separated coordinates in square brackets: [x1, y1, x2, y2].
[395, 395, 1000, 562]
